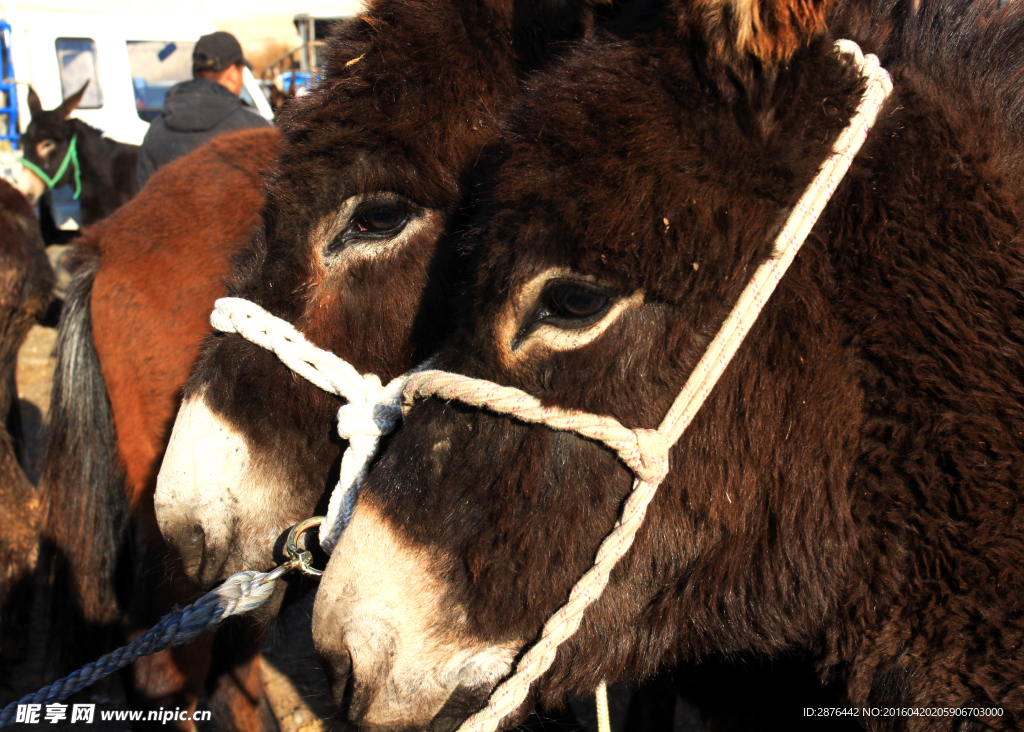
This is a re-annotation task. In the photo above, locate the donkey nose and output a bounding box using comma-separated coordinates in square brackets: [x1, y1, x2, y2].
[156, 392, 253, 589]
[179, 524, 205, 575]
[161, 518, 228, 589]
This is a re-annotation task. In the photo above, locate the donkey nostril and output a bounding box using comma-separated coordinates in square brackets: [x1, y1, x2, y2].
[318, 646, 354, 714]
[166, 523, 227, 590]
[167, 523, 207, 582]
[186, 524, 205, 551]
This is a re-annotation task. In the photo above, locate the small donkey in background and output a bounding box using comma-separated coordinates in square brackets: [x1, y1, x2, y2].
[20, 82, 137, 226]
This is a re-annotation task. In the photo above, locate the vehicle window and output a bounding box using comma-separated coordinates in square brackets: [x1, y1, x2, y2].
[126, 40, 195, 122]
[55, 38, 103, 109]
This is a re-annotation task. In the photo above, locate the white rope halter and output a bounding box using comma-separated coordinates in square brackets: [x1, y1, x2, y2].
[403, 40, 893, 732]
[210, 298, 410, 554]
[207, 39, 890, 732]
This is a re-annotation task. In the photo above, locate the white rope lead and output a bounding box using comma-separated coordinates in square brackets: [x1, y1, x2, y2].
[595, 681, 611, 732]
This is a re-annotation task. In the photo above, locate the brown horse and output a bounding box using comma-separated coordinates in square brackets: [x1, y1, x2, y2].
[0, 178, 53, 689]
[38, 127, 280, 728]
[306, 0, 1024, 729]
[21, 83, 138, 226]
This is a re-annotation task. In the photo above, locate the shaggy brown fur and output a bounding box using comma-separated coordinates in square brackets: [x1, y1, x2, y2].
[38, 128, 280, 729]
[0, 178, 54, 687]
[679, 0, 834, 63]
[41, 0, 610, 725]
[349, 0, 1024, 729]
[166, 2, 709, 730]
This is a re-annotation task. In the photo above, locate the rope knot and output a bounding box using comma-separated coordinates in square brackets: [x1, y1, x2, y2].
[335, 373, 404, 441]
[629, 428, 670, 484]
[336, 401, 402, 440]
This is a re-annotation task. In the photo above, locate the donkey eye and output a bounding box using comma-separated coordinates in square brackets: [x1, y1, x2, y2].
[329, 199, 413, 256]
[348, 203, 408, 240]
[355, 205, 406, 233]
[37, 140, 56, 158]
[549, 285, 608, 318]
[538, 282, 612, 329]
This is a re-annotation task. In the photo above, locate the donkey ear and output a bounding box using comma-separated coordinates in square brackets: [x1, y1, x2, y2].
[57, 81, 89, 119]
[26, 86, 42, 117]
[676, 0, 834, 64]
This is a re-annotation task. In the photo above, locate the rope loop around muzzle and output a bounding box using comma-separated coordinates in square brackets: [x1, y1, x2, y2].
[211, 297, 410, 553]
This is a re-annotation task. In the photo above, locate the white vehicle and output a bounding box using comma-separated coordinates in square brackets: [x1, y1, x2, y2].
[0, 6, 274, 228]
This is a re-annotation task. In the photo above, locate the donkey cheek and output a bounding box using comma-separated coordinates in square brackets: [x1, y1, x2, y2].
[16, 168, 46, 205]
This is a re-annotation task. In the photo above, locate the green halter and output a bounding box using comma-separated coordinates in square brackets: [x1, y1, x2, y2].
[21, 136, 81, 200]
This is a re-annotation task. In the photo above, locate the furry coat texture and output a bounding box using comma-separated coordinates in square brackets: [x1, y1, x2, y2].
[0, 178, 53, 689]
[347, 0, 1024, 729]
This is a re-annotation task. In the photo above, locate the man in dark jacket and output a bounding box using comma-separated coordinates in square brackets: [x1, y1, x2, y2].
[134, 31, 271, 192]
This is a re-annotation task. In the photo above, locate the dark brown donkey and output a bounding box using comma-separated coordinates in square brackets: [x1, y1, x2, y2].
[309, 0, 1024, 729]
[21, 84, 138, 225]
[56, 0, 611, 727]
[154, 0, 704, 729]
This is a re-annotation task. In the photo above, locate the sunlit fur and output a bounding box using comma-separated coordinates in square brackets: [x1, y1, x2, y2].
[339, 0, 1024, 728]
[172, 0, 633, 590]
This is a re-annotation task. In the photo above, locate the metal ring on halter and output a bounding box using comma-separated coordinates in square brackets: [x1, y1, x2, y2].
[283, 516, 326, 577]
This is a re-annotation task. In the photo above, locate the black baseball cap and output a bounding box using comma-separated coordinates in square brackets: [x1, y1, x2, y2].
[193, 31, 251, 74]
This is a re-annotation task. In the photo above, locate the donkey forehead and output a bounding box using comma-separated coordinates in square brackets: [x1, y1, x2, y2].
[24, 116, 68, 139]
[270, 143, 464, 248]
[273, 61, 495, 212]
[476, 53, 806, 305]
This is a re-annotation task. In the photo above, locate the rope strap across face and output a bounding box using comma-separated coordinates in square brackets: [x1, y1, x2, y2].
[210, 297, 410, 553]
[403, 370, 671, 484]
[404, 40, 893, 732]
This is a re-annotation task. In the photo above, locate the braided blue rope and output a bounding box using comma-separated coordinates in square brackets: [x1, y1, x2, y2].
[0, 567, 284, 728]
